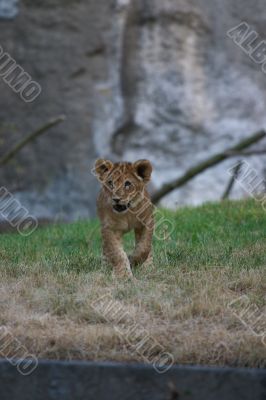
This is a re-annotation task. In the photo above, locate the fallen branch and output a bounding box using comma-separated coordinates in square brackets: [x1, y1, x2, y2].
[151, 130, 266, 204]
[221, 160, 243, 200]
[0, 115, 66, 167]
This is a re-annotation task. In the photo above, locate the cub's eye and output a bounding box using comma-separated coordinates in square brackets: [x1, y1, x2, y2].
[107, 180, 114, 189]
[124, 180, 132, 189]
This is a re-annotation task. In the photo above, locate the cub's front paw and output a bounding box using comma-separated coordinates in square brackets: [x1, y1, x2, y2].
[113, 264, 133, 279]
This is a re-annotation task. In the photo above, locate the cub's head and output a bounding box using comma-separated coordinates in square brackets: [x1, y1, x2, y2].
[94, 159, 152, 214]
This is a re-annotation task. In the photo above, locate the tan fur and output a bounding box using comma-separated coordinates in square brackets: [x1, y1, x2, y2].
[94, 159, 154, 278]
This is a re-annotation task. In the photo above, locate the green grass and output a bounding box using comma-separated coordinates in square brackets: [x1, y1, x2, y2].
[1, 199, 265, 274]
[0, 199, 265, 367]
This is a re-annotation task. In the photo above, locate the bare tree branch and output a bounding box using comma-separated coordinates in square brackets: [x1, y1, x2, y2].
[221, 160, 243, 200]
[226, 149, 266, 156]
[151, 130, 266, 204]
[0, 115, 66, 167]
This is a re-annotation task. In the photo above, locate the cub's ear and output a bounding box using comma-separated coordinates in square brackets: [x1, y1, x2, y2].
[133, 159, 152, 184]
[94, 159, 113, 181]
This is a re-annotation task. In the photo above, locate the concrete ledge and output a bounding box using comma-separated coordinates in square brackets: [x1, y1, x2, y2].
[0, 359, 265, 400]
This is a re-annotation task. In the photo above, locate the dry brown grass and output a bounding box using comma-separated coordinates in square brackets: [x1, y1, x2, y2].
[0, 265, 265, 368]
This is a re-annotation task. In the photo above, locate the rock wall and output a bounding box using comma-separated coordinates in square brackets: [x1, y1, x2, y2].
[0, 0, 111, 220]
[0, 0, 266, 221]
[94, 0, 266, 208]
[0, 0, 18, 19]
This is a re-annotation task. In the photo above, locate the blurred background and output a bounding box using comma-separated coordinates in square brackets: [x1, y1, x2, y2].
[1, 0, 266, 224]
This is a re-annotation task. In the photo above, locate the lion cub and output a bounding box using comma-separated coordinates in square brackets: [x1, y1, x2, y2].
[94, 159, 154, 277]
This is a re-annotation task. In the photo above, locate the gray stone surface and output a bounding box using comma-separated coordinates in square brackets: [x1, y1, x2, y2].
[0, 0, 110, 220]
[1, 0, 266, 220]
[0, 360, 265, 400]
[0, 0, 18, 19]
[95, 0, 266, 208]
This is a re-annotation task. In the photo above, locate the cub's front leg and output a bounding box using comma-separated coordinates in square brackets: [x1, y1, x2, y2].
[130, 225, 153, 268]
[101, 228, 132, 278]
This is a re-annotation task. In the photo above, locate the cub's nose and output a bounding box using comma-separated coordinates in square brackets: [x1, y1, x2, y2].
[112, 198, 121, 204]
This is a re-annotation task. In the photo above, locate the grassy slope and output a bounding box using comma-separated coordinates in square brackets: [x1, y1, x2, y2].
[0, 199, 265, 367]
